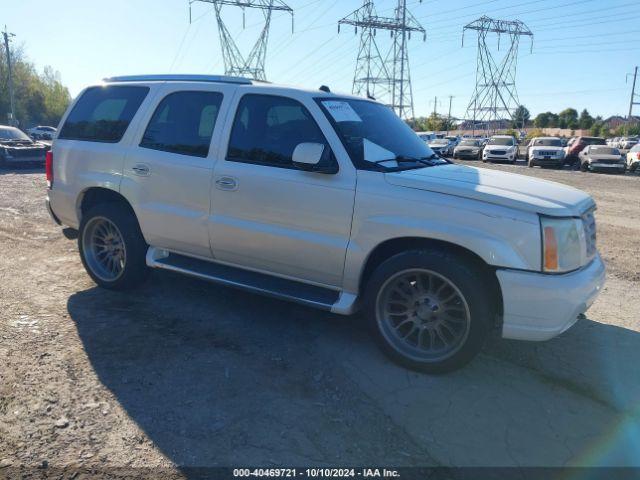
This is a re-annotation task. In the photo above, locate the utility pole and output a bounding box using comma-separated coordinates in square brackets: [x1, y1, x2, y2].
[2, 26, 16, 126]
[627, 66, 639, 136]
[433, 96, 437, 116]
[447, 95, 453, 135]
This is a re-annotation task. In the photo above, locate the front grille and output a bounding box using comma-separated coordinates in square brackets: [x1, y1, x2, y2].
[538, 150, 558, 156]
[582, 211, 597, 259]
[593, 159, 618, 165]
[489, 150, 507, 155]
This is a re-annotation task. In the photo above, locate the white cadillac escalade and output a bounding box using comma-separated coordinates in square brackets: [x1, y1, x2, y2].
[46, 75, 605, 373]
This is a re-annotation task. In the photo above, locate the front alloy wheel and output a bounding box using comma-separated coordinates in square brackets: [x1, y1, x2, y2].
[364, 250, 492, 373]
[376, 269, 471, 364]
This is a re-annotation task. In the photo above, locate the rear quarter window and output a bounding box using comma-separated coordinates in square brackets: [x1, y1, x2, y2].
[59, 86, 149, 143]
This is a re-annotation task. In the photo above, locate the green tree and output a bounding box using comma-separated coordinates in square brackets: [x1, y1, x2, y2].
[512, 105, 530, 129]
[578, 109, 594, 130]
[558, 108, 579, 129]
[0, 44, 71, 128]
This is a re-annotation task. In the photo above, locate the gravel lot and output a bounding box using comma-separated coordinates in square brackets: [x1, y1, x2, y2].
[1, 162, 639, 477]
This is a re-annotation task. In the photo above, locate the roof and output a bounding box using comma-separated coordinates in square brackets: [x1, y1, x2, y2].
[100, 74, 366, 101]
[103, 74, 254, 85]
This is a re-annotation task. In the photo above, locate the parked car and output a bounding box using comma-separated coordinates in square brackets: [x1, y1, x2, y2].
[46, 74, 605, 373]
[625, 143, 640, 172]
[452, 139, 482, 160]
[416, 131, 436, 143]
[565, 136, 606, 166]
[482, 135, 518, 163]
[428, 138, 454, 157]
[27, 125, 57, 140]
[619, 137, 638, 150]
[445, 136, 460, 147]
[526, 137, 565, 169]
[579, 145, 626, 173]
[0, 125, 50, 167]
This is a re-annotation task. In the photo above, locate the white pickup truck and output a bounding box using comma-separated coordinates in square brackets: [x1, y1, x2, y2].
[46, 75, 605, 373]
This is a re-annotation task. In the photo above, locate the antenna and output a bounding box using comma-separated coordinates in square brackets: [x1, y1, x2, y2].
[462, 16, 533, 134]
[189, 0, 293, 81]
[339, 1, 425, 120]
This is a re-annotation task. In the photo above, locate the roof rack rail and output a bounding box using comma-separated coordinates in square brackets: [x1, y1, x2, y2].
[102, 74, 253, 85]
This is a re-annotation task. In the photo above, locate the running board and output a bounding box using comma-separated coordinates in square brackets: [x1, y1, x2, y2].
[146, 248, 357, 313]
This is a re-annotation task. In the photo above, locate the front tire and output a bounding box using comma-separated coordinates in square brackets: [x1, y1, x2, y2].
[364, 250, 493, 373]
[79, 203, 149, 290]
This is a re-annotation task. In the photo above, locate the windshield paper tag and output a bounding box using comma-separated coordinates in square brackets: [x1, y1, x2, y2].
[322, 101, 362, 123]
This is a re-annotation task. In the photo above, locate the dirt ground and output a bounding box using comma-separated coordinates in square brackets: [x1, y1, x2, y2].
[1, 162, 639, 478]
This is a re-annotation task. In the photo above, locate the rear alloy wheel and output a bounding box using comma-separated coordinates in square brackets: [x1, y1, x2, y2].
[79, 203, 149, 290]
[364, 250, 492, 373]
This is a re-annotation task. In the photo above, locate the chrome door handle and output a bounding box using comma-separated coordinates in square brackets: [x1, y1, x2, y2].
[132, 164, 150, 176]
[215, 176, 238, 190]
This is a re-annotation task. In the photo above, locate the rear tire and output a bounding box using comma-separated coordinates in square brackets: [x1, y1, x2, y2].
[79, 203, 149, 291]
[580, 162, 589, 172]
[363, 250, 493, 374]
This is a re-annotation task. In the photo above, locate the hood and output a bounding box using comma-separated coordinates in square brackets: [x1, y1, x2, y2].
[385, 164, 595, 217]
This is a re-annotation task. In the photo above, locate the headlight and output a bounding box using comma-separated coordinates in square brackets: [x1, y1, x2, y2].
[540, 216, 587, 273]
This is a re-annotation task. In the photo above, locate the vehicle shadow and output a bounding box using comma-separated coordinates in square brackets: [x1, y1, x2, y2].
[67, 272, 640, 470]
[0, 165, 44, 175]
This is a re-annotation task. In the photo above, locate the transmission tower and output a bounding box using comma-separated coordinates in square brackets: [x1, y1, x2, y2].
[462, 16, 533, 133]
[339, 1, 425, 120]
[189, 0, 293, 81]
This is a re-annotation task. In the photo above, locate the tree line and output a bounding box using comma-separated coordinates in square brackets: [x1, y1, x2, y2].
[409, 105, 639, 137]
[0, 44, 71, 129]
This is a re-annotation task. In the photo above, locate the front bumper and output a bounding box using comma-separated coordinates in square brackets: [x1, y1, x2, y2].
[498, 254, 606, 341]
[531, 156, 563, 166]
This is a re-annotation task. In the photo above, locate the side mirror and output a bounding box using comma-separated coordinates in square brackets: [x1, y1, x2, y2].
[292, 143, 337, 174]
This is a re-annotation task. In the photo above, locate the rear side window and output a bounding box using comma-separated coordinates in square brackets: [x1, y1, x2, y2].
[140, 91, 223, 158]
[59, 86, 149, 143]
[227, 94, 327, 169]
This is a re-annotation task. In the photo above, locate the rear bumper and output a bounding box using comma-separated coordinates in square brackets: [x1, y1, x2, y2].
[498, 255, 606, 341]
[590, 163, 626, 171]
[46, 198, 62, 226]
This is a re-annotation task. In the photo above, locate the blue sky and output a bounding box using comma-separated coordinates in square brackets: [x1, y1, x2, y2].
[4, 0, 640, 119]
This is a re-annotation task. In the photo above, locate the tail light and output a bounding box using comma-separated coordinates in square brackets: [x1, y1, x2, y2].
[45, 151, 53, 188]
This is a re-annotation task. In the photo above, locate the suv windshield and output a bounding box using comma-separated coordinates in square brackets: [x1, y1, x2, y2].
[459, 140, 479, 147]
[488, 137, 515, 146]
[430, 139, 449, 145]
[316, 98, 446, 171]
[533, 138, 562, 147]
[0, 127, 31, 141]
[583, 137, 606, 145]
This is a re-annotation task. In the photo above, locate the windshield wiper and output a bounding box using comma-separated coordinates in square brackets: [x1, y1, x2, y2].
[373, 154, 446, 171]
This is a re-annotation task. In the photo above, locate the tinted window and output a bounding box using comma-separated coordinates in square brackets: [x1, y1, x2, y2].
[227, 95, 327, 168]
[582, 137, 606, 145]
[141, 91, 223, 158]
[59, 86, 149, 142]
